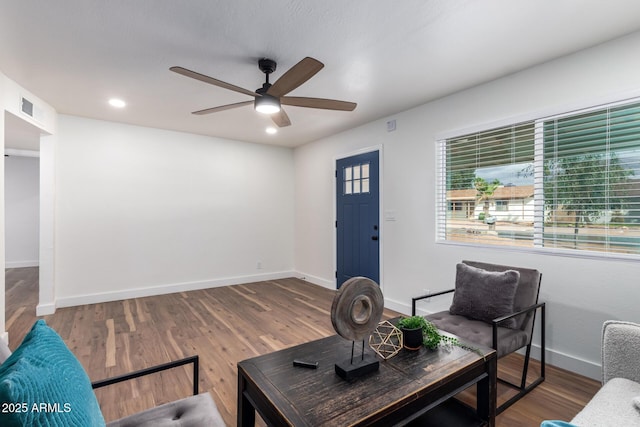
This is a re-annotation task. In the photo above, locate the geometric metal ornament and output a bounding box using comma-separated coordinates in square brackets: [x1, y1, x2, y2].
[369, 320, 403, 360]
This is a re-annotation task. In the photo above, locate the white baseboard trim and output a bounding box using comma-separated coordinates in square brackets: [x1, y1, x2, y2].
[294, 271, 335, 289]
[530, 343, 601, 381]
[55, 270, 296, 309]
[36, 303, 56, 316]
[384, 297, 413, 316]
[0, 331, 8, 345]
[6, 260, 39, 268]
[384, 296, 602, 381]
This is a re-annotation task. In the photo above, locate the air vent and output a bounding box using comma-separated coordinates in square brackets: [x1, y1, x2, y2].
[21, 97, 34, 117]
[20, 96, 44, 123]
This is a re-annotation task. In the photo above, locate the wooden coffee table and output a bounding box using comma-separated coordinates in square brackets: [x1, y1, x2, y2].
[237, 331, 497, 426]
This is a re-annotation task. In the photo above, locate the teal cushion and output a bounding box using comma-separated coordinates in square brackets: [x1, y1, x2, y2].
[0, 320, 105, 426]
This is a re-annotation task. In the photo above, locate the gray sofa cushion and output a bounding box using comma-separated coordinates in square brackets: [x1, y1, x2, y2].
[571, 377, 640, 426]
[106, 392, 225, 427]
[426, 311, 528, 357]
[449, 263, 520, 328]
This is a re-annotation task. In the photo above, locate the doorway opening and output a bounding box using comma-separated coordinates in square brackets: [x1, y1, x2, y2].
[4, 111, 41, 340]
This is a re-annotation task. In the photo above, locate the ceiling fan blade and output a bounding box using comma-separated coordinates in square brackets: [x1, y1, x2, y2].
[267, 57, 324, 98]
[271, 108, 291, 127]
[170, 66, 257, 98]
[192, 100, 253, 115]
[281, 96, 357, 111]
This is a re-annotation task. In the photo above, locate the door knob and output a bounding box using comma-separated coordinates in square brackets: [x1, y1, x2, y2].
[371, 236, 378, 241]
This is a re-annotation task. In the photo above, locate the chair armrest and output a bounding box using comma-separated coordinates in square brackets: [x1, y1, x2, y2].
[91, 355, 199, 396]
[411, 288, 455, 315]
[491, 302, 546, 352]
[491, 302, 546, 327]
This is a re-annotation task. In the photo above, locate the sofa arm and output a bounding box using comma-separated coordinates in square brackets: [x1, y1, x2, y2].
[602, 320, 640, 385]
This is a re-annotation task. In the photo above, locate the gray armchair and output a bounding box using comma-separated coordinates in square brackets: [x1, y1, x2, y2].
[412, 260, 545, 414]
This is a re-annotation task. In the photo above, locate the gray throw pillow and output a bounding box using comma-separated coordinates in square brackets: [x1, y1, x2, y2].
[449, 263, 520, 329]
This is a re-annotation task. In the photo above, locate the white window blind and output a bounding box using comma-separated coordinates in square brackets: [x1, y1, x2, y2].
[542, 101, 640, 254]
[437, 98, 640, 258]
[436, 122, 535, 247]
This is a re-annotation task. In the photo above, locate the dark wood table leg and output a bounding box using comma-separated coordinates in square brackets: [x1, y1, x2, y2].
[477, 355, 497, 427]
[237, 370, 256, 427]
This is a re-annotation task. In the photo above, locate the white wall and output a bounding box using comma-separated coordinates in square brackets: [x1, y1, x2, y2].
[5, 155, 39, 267]
[54, 115, 295, 306]
[294, 31, 640, 379]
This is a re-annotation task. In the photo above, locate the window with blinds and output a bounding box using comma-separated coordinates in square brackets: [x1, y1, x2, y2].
[436, 99, 640, 257]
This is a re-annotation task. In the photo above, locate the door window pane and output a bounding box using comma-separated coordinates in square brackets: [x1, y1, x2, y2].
[362, 178, 370, 193]
[343, 163, 371, 195]
[345, 167, 352, 180]
[354, 180, 361, 194]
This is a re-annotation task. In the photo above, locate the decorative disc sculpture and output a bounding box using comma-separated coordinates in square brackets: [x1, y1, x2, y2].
[330, 277, 384, 380]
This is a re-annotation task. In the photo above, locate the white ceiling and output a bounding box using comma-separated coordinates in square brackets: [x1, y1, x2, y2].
[3, 1, 640, 148]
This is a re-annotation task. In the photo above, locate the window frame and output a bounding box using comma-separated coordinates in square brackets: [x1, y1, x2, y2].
[435, 97, 640, 262]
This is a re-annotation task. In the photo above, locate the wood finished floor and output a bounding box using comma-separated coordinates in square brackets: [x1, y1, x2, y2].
[6, 267, 599, 426]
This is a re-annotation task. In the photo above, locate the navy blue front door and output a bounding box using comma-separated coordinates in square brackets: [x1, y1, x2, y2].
[336, 151, 380, 288]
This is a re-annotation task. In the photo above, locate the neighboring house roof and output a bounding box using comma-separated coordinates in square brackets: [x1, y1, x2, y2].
[447, 185, 534, 201]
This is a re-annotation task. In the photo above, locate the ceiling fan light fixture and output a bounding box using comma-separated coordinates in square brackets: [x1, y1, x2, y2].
[254, 94, 281, 114]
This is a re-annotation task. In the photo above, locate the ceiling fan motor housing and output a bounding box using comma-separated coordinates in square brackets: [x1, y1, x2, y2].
[258, 58, 277, 75]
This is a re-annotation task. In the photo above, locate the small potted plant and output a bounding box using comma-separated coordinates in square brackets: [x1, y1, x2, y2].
[397, 316, 428, 350]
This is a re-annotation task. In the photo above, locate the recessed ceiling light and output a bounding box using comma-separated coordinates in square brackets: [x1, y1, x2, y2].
[108, 98, 126, 108]
[265, 127, 277, 135]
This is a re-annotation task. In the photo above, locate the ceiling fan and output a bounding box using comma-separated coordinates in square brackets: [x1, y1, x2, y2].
[170, 57, 356, 128]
